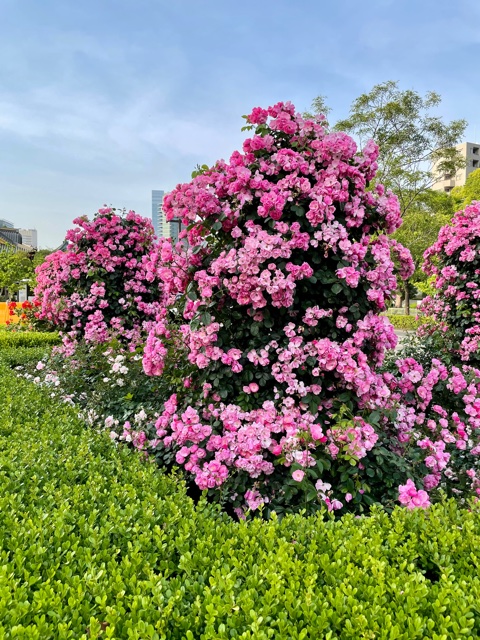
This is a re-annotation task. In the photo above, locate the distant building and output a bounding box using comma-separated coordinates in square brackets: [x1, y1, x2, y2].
[432, 142, 480, 193]
[0, 219, 36, 254]
[18, 228, 38, 249]
[151, 190, 183, 241]
[151, 190, 165, 237]
[0, 220, 23, 252]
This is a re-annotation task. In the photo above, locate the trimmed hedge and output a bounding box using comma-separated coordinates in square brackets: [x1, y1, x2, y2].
[386, 314, 422, 331]
[0, 330, 60, 348]
[0, 345, 53, 368]
[1, 365, 480, 638]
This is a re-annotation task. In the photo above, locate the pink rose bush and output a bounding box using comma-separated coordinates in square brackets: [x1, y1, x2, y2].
[383, 356, 480, 505]
[137, 101, 422, 516]
[31, 105, 480, 519]
[419, 201, 480, 362]
[34, 207, 188, 353]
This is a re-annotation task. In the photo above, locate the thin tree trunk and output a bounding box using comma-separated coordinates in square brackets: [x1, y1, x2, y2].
[404, 281, 410, 316]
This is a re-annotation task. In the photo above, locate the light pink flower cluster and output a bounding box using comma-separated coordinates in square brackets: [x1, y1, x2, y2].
[327, 417, 378, 460]
[153, 395, 331, 489]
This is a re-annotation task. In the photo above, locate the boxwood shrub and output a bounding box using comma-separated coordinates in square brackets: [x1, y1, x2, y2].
[1, 364, 480, 639]
[0, 345, 53, 368]
[0, 330, 60, 348]
[386, 314, 422, 331]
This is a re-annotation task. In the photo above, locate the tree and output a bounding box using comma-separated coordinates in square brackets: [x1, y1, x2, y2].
[0, 251, 35, 298]
[451, 168, 480, 209]
[303, 94, 331, 126]
[311, 81, 467, 313]
[391, 190, 454, 285]
[32, 249, 52, 270]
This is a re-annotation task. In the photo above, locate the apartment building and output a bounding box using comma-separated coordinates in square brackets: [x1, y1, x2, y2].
[432, 141, 480, 192]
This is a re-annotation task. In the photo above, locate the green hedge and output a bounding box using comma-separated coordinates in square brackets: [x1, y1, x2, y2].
[0, 330, 60, 348]
[386, 314, 422, 331]
[1, 365, 480, 639]
[0, 345, 53, 368]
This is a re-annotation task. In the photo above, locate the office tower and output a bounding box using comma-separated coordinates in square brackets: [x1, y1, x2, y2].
[151, 190, 183, 241]
[151, 190, 165, 237]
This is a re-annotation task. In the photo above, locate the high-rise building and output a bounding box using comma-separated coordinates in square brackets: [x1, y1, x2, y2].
[151, 190, 183, 241]
[18, 228, 38, 248]
[151, 190, 165, 237]
[432, 142, 480, 193]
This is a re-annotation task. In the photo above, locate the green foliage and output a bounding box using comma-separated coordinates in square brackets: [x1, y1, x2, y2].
[31, 249, 53, 270]
[1, 366, 480, 637]
[413, 276, 437, 298]
[304, 94, 331, 126]
[0, 330, 60, 348]
[451, 167, 480, 209]
[384, 330, 452, 370]
[28, 334, 188, 432]
[391, 191, 454, 282]
[0, 251, 35, 297]
[0, 345, 53, 368]
[331, 81, 466, 216]
[386, 315, 423, 331]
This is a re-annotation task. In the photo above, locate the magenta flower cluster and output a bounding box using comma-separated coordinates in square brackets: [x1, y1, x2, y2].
[35, 104, 480, 517]
[34, 208, 186, 353]
[139, 101, 418, 515]
[420, 201, 480, 362]
[385, 356, 480, 501]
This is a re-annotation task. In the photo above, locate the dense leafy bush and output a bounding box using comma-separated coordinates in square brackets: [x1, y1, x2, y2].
[387, 315, 422, 331]
[33, 208, 187, 354]
[0, 330, 60, 348]
[27, 340, 185, 434]
[383, 332, 442, 370]
[0, 344, 54, 368]
[1, 364, 480, 639]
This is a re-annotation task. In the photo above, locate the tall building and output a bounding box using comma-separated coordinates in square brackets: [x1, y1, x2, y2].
[18, 228, 38, 248]
[151, 190, 183, 241]
[151, 190, 165, 237]
[432, 142, 480, 193]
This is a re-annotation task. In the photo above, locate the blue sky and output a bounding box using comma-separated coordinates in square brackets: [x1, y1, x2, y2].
[1, 0, 479, 248]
